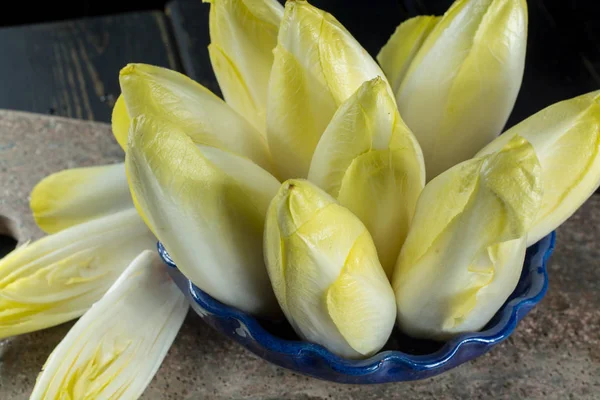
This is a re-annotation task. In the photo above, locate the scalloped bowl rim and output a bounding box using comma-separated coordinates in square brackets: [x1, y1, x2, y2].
[158, 231, 555, 379]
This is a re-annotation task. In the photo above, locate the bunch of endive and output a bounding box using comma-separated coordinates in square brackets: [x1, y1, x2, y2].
[1, 0, 599, 397]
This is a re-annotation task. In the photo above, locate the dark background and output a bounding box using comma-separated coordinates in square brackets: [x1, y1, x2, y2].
[0, 0, 598, 128]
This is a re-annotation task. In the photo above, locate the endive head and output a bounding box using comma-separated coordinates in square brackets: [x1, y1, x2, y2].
[205, 0, 283, 132]
[392, 135, 542, 340]
[30, 251, 188, 400]
[126, 113, 280, 316]
[264, 179, 396, 359]
[0, 208, 156, 339]
[266, 0, 389, 180]
[308, 77, 425, 278]
[113, 63, 273, 174]
[476, 90, 600, 246]
[383, 0, 528, 180]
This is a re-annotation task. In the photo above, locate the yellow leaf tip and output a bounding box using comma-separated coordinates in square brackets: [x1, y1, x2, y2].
[367, 76, 388, 92]
[280, 178, 316, 195]
[285, 0, 318, 15]
[119, 64, 138, 77]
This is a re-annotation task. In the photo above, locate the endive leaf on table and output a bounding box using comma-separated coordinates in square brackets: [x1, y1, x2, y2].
[126, 114, 280, 316]
[264, 179, 396, 359]
[308, 77, 425, 279]
[476, 90, 600, 246]
[205, 0, 284, 132]
[392, 135, 542, 340]
[376, 15, 440, 94]
[114, 63, 274, 174]
[267, 0, 389, 180]
[30, 163, 132, 234]
[0, 208, 155, 340]
[395, 0, 528, 180]
[30, 250, 188, 400]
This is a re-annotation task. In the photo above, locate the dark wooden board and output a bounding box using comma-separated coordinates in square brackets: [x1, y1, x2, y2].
[166, 0, 222, 97]
[0, 1, 169, 27]
[0, 11, 182, 122]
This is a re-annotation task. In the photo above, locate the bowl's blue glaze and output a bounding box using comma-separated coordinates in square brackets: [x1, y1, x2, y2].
[158, 231, 555, 384]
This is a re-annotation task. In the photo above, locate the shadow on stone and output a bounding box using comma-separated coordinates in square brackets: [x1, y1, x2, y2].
[0, 215, 18, 258]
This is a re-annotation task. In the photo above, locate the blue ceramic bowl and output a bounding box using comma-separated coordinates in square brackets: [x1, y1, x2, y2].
[158, 232, 555, 384]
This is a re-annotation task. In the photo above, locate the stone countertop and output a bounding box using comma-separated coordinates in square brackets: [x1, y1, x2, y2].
[0, 110, 598, 399]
